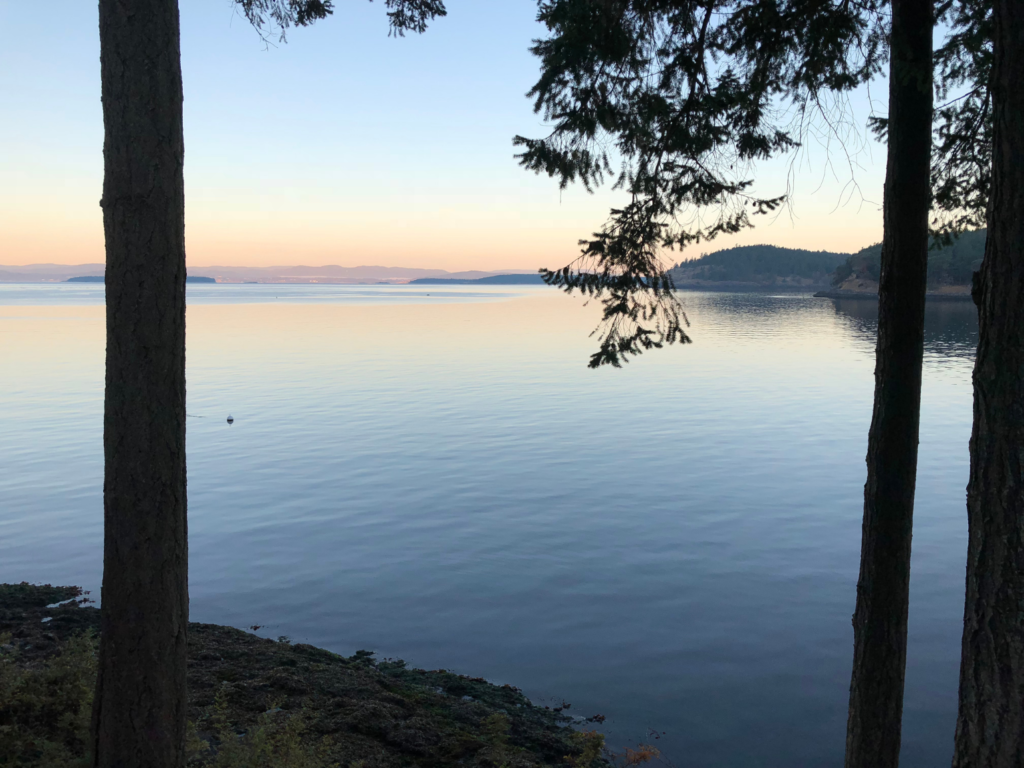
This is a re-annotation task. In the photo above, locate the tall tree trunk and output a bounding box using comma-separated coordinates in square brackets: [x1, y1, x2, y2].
[951, 0, 1024, 763]
[91, 0, 188, 766]
[844, 1, 933, 766]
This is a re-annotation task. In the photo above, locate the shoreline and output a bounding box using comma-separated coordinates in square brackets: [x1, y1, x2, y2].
[1, 583, 611, 768]
[813, 288, 974, 301]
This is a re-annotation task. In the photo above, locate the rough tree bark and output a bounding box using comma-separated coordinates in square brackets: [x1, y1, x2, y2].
[91, 0, 189, 766]
[844, 1, 933, 766]
[952, 0, 1024, 763]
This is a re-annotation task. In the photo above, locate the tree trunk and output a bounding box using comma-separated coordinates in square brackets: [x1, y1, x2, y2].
[91, 0, 188, 766]
[844, 1, 933, 766]
[951, 0, 1024, 763]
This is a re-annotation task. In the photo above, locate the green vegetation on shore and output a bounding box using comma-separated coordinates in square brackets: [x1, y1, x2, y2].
[670, 245, 848, 284]
[1, 583, 620, 768]
[831, 229, 985, 288]
[666, 231, 986, 291]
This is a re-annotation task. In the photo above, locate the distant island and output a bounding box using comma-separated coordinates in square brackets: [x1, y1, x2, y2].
[409, 274, 545, 285]
[0, 264, 538, 284]
[14, 234, 985, 297]
[65, 275, 216, 284]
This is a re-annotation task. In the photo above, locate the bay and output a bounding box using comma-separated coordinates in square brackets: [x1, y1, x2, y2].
[0, 283, 976, 766]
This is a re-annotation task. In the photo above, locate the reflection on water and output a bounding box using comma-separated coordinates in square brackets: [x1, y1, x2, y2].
[0, 286, 976, 767]
[829, 297, 979, 361]
[0, 282, 521, 306]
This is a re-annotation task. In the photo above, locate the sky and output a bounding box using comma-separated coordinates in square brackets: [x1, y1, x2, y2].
[1, 0, 891, 272]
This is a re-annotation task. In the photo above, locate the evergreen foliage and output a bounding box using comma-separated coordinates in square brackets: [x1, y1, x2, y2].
[865, 0, 994, 244]
[831, 228, 986, 287]
[931, 0, 992, 242]
[520, 0, 993, 364]
[0, 631, 97, 767]
[673, 244, 847, 282]
[237, 0, 445, 40]
[517, 0, 887, 366]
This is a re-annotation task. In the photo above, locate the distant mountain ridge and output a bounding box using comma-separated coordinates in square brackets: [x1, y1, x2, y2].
[0, 264, 536, 284]
[0, 263, 106, 283]
[4, 236, 983, 290]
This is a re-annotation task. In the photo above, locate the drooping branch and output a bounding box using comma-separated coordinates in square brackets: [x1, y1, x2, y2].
[541, 195, 693, 367]
[518, 0, 885, 365]
[237, 0, 445, 42]
[237, 0, 334, 41]
[931, 0, 992, 242]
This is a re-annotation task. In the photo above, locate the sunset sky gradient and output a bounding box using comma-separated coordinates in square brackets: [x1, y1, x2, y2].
[2, 0, 890, 271]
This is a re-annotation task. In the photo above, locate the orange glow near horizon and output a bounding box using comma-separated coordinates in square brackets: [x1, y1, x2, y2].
[1, 197, 884, 271]
[3, 0, 889, 274]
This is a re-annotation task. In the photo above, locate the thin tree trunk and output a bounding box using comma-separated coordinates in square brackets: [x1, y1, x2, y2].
[951, 0, 1024, 762]
[91, 0, 188, 765]
[844, 1, 933, 766]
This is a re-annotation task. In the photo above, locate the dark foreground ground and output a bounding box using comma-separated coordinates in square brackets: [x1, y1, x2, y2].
[1, 583, 617, 768]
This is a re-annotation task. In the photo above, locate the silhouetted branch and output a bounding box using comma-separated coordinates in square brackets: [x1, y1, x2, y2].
[237, 0, 445, 43]
[931, 0, 992, 243]
[541, 197, 692, 368]
[519, 0, 886, 365]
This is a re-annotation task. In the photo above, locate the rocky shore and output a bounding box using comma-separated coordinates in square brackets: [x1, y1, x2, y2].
[813, 281, 973, 301]
[0, 583, 611, 768]
[813, 288, 973, 301]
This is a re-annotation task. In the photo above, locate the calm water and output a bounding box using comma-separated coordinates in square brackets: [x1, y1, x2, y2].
[0, 283, 977, 767]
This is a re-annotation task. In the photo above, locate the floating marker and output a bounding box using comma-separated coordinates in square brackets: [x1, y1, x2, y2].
[226, 415, 234, 425]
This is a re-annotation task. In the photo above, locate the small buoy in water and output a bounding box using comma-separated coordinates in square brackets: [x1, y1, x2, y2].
[226, 415, 234, 424]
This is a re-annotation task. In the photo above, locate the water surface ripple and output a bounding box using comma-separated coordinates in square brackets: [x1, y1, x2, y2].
[0, 284, 976, 767]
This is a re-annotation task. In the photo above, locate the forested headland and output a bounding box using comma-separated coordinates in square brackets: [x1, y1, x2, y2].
[668, 231, 985, 295]
[669, 244, 848, 288]
[829, 228, 985, 292]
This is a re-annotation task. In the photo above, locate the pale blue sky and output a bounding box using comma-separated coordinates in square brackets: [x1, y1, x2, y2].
[1, 1, 889, 270]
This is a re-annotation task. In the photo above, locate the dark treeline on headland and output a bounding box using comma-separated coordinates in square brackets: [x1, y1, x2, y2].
[832, 228, 986, 288]
[670, 244, 848, 285]
[669, 230, 986, 293]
